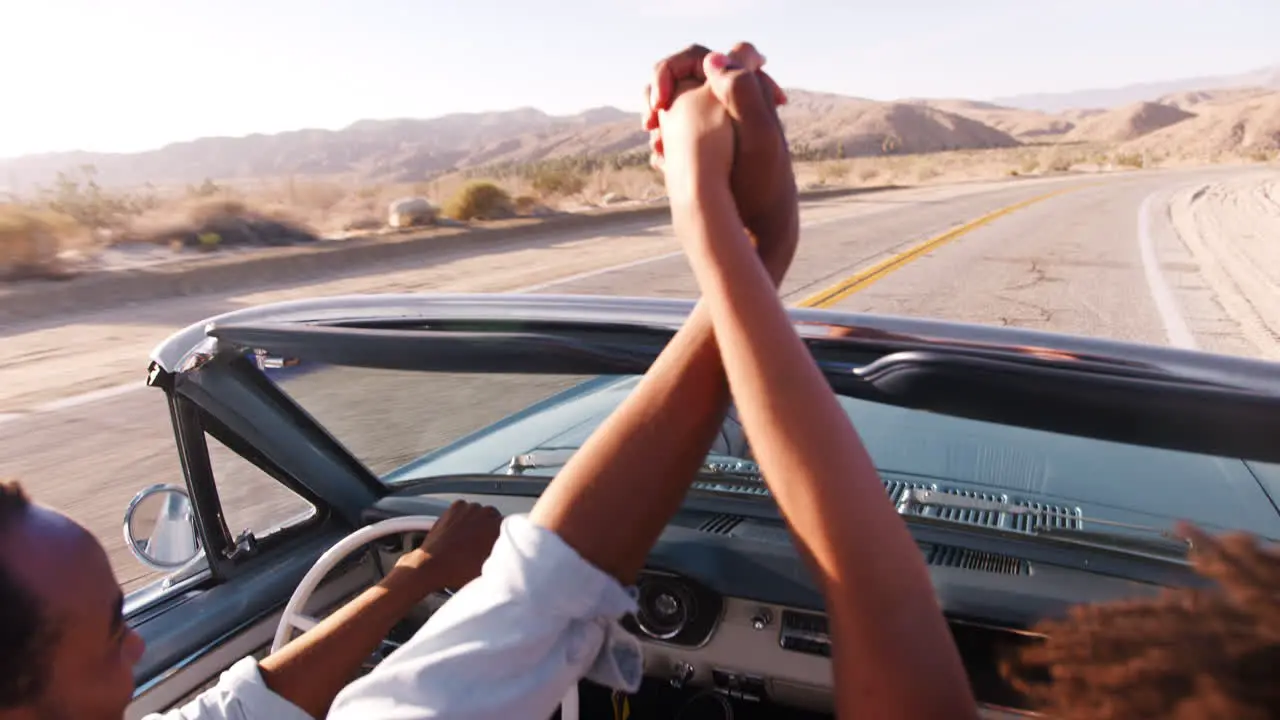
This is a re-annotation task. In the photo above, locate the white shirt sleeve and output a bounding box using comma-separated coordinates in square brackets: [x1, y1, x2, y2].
[140, 657, 313, 720]
[327, 513, 644, 720]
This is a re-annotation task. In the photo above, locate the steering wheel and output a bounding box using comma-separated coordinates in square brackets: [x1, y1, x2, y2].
[271, 515, 580, 720]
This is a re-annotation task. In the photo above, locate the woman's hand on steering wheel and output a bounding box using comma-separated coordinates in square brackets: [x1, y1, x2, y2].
[393, 500, 504, 594]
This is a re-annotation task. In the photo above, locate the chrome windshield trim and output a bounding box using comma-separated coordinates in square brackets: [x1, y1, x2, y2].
[149, 293, 1280, 392]
[124, 569, 211, 619]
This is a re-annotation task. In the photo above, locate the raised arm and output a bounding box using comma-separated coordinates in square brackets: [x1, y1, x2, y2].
[657, 54, 978, 719]
[527, 41, 796, 584]
[326, 43, 804, 720]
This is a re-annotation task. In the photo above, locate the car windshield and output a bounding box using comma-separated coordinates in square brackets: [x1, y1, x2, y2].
[261, 358, 1280, 545]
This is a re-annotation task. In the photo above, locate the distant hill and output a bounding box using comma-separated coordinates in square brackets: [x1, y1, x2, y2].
[781, 90, 1020, 156]
[0, 106, 638, 191]
[1124, 92, 1280, 157]
[903, 98, 1075, 139]
[992, 64, 1280, 113]
[5, 62, 1280, 194]
[0, 90, 1024, 191]
[1063, 101, 1196, 143]
[1156, 86, 1277, 110]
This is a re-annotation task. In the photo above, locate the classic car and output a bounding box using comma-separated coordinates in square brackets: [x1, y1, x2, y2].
[119, 292, 1280, 719]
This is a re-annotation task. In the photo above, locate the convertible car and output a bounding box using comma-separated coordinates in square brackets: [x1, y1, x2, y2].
[119, 293, 1280, 719]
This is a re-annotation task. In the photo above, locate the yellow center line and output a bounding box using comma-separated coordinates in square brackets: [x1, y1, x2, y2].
[795, 186, 1082, 309]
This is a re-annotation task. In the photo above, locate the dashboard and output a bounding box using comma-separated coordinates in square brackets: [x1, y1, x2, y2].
[366, 489, 1189, 718]
[617, 570, 1045, 717]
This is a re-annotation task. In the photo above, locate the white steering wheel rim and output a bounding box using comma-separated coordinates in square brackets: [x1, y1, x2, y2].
[272, 515, 439, 653]
[270, 514, 579, 720]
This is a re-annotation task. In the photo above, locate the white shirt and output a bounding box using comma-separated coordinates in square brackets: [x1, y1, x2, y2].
[141, 657, 310, 720]
[328, 513, 643, 718]
[146, 514, 642, 720]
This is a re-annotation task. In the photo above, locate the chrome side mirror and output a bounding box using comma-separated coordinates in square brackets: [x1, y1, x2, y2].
[123, 484, 202, 570]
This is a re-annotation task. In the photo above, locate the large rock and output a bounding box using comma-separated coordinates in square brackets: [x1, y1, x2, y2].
[388, 197, 437, 229]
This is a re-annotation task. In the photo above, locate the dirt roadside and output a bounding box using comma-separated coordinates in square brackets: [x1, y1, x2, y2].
[0, 173, 1101, 418]
[1167, 172, 1280, 360]
[0, 187, 893, 326]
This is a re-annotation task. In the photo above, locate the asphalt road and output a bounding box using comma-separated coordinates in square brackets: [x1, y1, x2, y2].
[1, 166, 1273, 592]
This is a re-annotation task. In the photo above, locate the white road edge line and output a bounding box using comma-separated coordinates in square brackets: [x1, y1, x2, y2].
[511, 251, 684, 293]
[1138, 192, 1197, 350]
[2, 198, 878, 425]
[509, 206, 867, 294]
[35, 381, 146, 413]
[0, 381, 147, 427]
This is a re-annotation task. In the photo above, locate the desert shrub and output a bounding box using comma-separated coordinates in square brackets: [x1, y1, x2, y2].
[817, 161, 850, 185]
[37, 165, 139, 231]
[187, 178, 222, 198]
[530, 167, 586, 198]
[131, 199, 317, 250]
[914, 165, 942, 182]
[1049, 156, 1074, 172]
[0, 205, 80, 279]
[443, 181, 514, 221]
[1115, 153, 1145, 169]
[285, 179, 346, 212]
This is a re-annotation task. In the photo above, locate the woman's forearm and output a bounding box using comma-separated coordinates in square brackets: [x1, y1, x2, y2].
[672, 182, 977, 719]
[527, 197, 797, 585]
[258, 563, 448, 718]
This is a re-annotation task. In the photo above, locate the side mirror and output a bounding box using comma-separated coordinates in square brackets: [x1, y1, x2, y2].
[123, 484, 202, 570]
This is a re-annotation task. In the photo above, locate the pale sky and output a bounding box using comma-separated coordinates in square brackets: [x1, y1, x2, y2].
[1, 0, 1276, 159]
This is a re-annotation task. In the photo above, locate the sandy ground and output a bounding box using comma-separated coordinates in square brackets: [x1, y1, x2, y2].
[1167, 172, 1280, 359]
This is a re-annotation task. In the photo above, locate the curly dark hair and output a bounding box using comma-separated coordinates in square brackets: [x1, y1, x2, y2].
[0, 480, 55, 708]
[1003, 524, 1280, 719]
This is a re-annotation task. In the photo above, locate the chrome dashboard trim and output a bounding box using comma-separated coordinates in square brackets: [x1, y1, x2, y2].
[978, 702, 1047, 718]
[948, 616, 1049, 640]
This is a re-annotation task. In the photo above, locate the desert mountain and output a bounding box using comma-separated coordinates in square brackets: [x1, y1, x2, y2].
[0, 90, 1022, 191]
[5, 64, 1280, 194]
[1156, 86, 1277, 110]
[903, 98, 1075, 139]
[0, 106, 637, 191]
[1063, 101, 1196, 143]
[993, 64, 1280, 113]
[778, 90, 1020, 156]
[1123, 92, 1280, 156]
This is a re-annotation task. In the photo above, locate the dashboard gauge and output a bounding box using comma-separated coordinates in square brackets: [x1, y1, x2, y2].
[635, 576, 697, 640]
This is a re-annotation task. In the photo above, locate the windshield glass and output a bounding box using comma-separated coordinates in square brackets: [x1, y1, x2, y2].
[262, 359, 1280, 544]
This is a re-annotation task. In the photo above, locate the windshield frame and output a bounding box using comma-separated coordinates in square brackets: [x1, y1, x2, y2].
[202, 313, 1280, 464]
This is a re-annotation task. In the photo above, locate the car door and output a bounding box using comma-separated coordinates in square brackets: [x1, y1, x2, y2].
[123, 354, 385, 718]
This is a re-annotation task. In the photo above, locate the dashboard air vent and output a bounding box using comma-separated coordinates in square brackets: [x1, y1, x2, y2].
[779, 610, 831, 657]
[886, 478, 1081, 534]
[928, 544, 1030, 575]
[698, 514, 743, 535]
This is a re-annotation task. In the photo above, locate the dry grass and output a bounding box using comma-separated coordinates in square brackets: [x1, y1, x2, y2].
[0, 205, 86, 279]
[2, 139, 1274, 282]
[441, 181, 515, 221]
[792, 141, 1182, 189]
